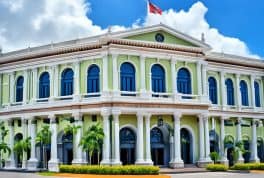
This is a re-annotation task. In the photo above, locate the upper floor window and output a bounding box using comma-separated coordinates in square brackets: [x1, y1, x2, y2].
[225, 79, 234, 105]
[208, 77, 217, 104]
[87, 65, 100, 93]
[61, 68, 74, 96]
[16, 76, 24, 102]
[39, 72, 50, 98]
[254, 81, 261, 107]
[120, 62, 136, 93]
[177, 68, 191, 94]
[151, 64, 165, 93]
[240, 80, 249, 106]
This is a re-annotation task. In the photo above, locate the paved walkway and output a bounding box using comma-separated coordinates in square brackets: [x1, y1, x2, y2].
[168, 172, 263, 178]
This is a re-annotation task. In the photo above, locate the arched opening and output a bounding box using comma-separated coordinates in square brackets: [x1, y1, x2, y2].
[225, 79, 234, 105]
[209, 130, 219, 153]
[225, 135, 234, 166]
[240, 81, 249, 106]
[177, 68, 191, 95]
[151, 64, 165, 95]
[58, 132, 73, 165]
[120, 62, 136, 96]
[254, 81, 261, 107]
[120, 127, 136, 165]
[180, 128, 193, 164]
[36, 143, 51, 169]
[61, 68, 74, 96]
[257, 138, 264, 162]
[87, 65, 100, 94]
[39, 72, 50, 98]
[14, 133, 23, 168]
[242, 137, 251, 163]
[208, 77, 218, 104]
[16, 76, 24, 102]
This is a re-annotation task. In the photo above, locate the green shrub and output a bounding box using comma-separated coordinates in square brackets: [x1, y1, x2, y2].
[59, 165, 159, 175]
[231, 163, 264, 170]
[206, 164, 228, 171]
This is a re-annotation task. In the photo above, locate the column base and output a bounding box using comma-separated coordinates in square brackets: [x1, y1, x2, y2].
[27, 158, 38, 170]
[236, 158, 244, 164]
[135, 159, 146, 165]
[73, 94, 81, 102]
[72, 159, 87, 165]
[5, 159, 16, 169]
[100, 159, 111, 166]
[22, 160, 27, 169]
[144, 159, 153, 165]
[48, 159, 60, 172]
[196, 159, 212, 168]
[250, 158, 260, 163]
[111, 160, 122, 166]
[219, 157, 229, 166]
[169, 159, 184, 168]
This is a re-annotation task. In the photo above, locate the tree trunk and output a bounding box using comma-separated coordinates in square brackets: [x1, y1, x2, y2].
[97, 151, 99, 165]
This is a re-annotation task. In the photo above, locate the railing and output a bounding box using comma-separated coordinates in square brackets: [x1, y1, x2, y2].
[151, 92, 172, 98]
[177, 93, 199, 100]
[120, 91, 139, 97]
[83, 92, 101, 98]
[56, 95, 73, 100]
[36, 98, 49, 102]
[11, 102, 23, 106]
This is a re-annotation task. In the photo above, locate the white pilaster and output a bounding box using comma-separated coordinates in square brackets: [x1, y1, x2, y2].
[204, 116, 212, 162]
[140, 55, 148, 98]
[102, 54, 109, 96]
[144, 113, 153, 165]
[236, 74, 241, 110]
[196, 62, 202, 96]
[220, 71, 227, 109]
[236, 118, 244, 163]
[169, 112, 184, 168]
[5, 119, 15, 169]
[198, 114, 205, 162]
[100, 109, 111, 165]
[27, 118, 38, 170]
[112, 54, 119, 96]
[171, 59, 177, 94]
[49, 66, 54, 100]
[220, 116, 228, 165]
[23, 70, 28, 104]
[22, 118, 28, 169]
[53, 65, 59, 98]
[135, 112, 145, 164]
[250, 75, 256, 108]
[250, 119, 260, 163]
[48, 114, 59, 172]
[202, 64, 208, 96]
[112, 109, 121, 165]
[73, 61, 80, 101]
[9, 72, 15, 104]
[31, 68, 38, 103]
[0, 74, 2, 107]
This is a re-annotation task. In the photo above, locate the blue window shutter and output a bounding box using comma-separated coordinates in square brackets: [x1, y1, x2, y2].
[208, 77, 217, 104]
[151, 64, 165, 93]
[225, 79, 234, 105]
[120, 62, 135, 92]
[240, 81, 249, 106]
[254, 81, 261, 107]
[16, 76, 24, 102]
[39, 72, 50, 98]
[87, 65, 100, 93]
[61, 68, 74, 96]
[177, 68, 191, 94]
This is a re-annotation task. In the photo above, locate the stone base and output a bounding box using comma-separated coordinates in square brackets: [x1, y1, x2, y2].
[236, 158, 244, 164]
[250, 159, 260, 163]
[100, 159, 111, 166]
[196, 160, 212, 168]
[111, 160, 122, 166]
[169, 160, 184, 168]
[72, 159, 87, 165]
[22, 160, 27, 169]
[135, 159, 147, 165]
[48, 159, 59, 172]
[144, 159, 153, 165]
[27, 158, 38, 170]
[219, 158, 229, 166]
[5, 160, 15, 169]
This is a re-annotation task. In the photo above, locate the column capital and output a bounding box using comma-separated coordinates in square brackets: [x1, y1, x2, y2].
[252, 119, 259, 125]
[111, 53, 118, 59]
[112, 109, 121, 116]
[220, 70, 226, 76]
[140, 54, 145, 60]
[72, 112, 83, 121]
[220, 116, 229, 120]
[49, 114, 57, 122]
[144, 113, 152, 119]
[198, 113, 208, 120]
[235, 73, 240, 78]
[101, 108, 111, 117]
[136, 111, 144, 118]
[236, 117, 242, 125]
[173, 111, 182, 120]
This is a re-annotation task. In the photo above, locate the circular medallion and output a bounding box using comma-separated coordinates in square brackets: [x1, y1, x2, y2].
[155, 33, 165, 42]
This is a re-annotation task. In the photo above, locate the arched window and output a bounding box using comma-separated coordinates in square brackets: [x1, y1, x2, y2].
[87, 65, 100, 93]
[225, 79, 234, 105]
[151, 64, 165, 93]
[240, 80, 249, 106]
[254, 81, 261, 107]
[39, 72, 50, 98]
[177, 68, 191, 94]
[208, 77, 217, 104]
[150, 127, 164, 144]
[61, 68, 74, 96]
[120, 62, 135, 92]
[16, 76, 24, 102]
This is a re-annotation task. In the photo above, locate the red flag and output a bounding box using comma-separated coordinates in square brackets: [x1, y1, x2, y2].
[148, 1, 162, 15]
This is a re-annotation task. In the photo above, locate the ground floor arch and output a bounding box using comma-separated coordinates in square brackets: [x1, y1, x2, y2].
[180, 127, 193, 164]
[120, 127, 136, 165]
[257, 138, 264, 162]
[225, 135, 235, 167]
[57, 132, 73, 165]
[14, 133, 23, 168]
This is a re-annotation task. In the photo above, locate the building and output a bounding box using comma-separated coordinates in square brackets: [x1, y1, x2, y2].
[0, 24, 263, 172]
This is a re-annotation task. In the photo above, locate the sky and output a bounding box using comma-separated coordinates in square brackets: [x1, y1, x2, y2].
[0, 0, 263, 59]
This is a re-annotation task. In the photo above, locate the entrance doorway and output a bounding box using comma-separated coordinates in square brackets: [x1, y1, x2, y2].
[14, 133, 23, 168]
[120, 127, 136, 165]
[62, 133, 73, 165]
[242, 139, 250, 163]
[180, 128, 192, 164]
[257, 138, 264, 162]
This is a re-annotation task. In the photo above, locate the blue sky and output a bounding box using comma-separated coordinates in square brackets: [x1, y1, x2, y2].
[88, 0, 264, 57]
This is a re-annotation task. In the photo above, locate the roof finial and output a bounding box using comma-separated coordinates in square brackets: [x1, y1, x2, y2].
[201, 33, 205, 42]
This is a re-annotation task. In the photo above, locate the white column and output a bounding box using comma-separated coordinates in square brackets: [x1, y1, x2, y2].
[112, 110, 121, 165]
[220, 71, 227, 108]
[9, 72, 15, 104]
[49, 66, 54, 100]
[170, 112, 184, 168]
[196, 62, 202, 96]
[0, 74, 2, 107]
[171, 59, 177, 94]
[135, 112, 144, 164]
[23, 70, 28, 104]
[149, 72, 152, 93]
[198, 114, 205, 161]
[250, 119, 260, 162]
[140, 55, 147, 97]
[112, 54, 119, 96]
[220, 116, 228, 163]
[145, 113, 153, 164]
[211, 117, 215, 130]
[6, 119, 15, 168]
[202, 64, 208, 96]
[236, 74, 241, 109]
[53, 65, 59, 98]
[48, 114, 59, 172]
[27, 118, 38, 170]
[74, 61, 80, 100]
[100, 109, 111, 165]
[236, 118, 244, 163]
[72, 112, 86, 164]
[102, 54, 108, 95]
[31, 68, 38, 102]
[204, 115, 212, 162]
[22, 118, 28, 169]
[251, 75, 256, 108]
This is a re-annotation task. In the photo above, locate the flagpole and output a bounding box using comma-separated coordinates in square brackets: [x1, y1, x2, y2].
[146, 0, 149, 15]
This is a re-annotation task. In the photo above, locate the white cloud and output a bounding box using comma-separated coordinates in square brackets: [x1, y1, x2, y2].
[0, 0, 260, 59]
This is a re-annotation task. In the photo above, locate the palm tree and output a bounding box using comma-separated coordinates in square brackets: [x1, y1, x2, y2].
[35, 125, 51, 169]
[0, 121, 10, 168]
[79, 123, 104, 165]
[13, 137, 31, 168]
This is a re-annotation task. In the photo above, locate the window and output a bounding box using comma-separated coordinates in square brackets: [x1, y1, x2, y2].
[16, 76, 24, 102]
[61, 68, 74, 96]
[208, 77, 217, 104]
[39, 72, 50, 98]
[177, 68, 191, 94]
[120, 62, 135, 93]
[254, 81, 261, 107]
[87, 65, 100, 93]
[240, 80, 249, 106]
[225, 79, 234, 105]
[151, 64, 165, 93]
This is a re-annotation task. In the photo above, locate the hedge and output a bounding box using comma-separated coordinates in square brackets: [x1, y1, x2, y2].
[206, 164, 228, 171]
[59, 165, 160, 175]
[231, 163, 264, 170]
